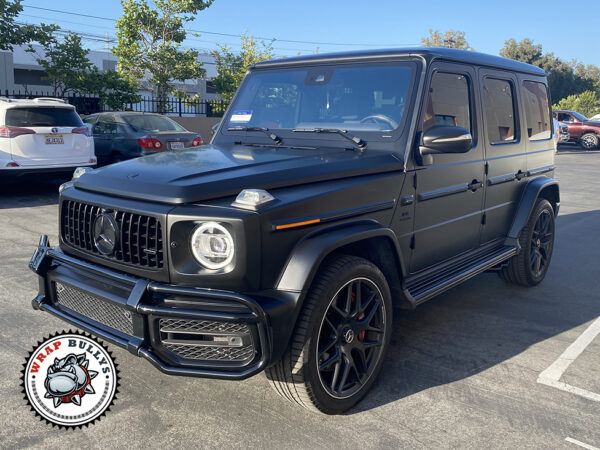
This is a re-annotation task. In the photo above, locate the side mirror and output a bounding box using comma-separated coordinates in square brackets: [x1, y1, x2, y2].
[417, 125, 473, 166]
[211, 122, 220, 135]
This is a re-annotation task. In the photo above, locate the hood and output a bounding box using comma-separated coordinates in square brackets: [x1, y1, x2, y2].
[74, 144, 405, 204]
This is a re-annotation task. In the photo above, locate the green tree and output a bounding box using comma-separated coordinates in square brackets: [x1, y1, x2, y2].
[0, 0, 57, 51]
[113, 0, 214, 109]
[500, 38, 596, 102]
[28, 32, 139, 109]
[211, 33, 274, 103]
[554, 91, 600, 118]
[28, 33, 93, 97]
[421, 29, 473, 50]
[86, 68, 141, 111]
[499, 38, 542, 64]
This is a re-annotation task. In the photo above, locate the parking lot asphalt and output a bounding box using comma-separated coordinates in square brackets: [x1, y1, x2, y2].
[1, 146, 599, 449]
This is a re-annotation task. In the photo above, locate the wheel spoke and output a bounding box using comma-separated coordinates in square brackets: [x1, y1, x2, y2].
[319, 348, 340, 371]
[344, 282, 354, 316]
[329, 360, 342, 392]
[358, 297, 381, 327]
[324, 315, 339, 337]
[336, 357, 351, 393]
[533, 250, 542, 274]
[318, 337, 337, 358]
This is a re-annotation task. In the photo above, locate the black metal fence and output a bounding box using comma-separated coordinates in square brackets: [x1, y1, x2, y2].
[2, 90, 228, 117]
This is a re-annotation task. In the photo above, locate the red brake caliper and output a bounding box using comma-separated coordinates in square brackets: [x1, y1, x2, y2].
[352, 291, 366, 341]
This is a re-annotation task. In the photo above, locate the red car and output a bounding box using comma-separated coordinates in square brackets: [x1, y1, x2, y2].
[553, 110, 600, 150]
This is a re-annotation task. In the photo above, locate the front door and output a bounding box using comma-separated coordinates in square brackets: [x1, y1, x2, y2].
[410, 63, 485, 273]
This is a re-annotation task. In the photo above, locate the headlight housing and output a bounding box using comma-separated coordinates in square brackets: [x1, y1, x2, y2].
[190, 222, 235, 269]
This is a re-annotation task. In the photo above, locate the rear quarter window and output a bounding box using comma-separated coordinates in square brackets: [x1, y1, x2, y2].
[5, 107, 83, 127]
[522, 81, 552, 140]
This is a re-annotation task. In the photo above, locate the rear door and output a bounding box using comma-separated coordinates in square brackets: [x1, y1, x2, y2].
[6, 106, 92, 166]
[479, 69, 526, 243]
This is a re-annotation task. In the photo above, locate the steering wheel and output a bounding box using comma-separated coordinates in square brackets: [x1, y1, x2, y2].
[360, 114, 398, 130]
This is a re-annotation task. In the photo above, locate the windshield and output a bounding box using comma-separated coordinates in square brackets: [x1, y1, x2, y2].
[571, 111, 588, 122]
[123, 114, 187, 133]
[225, 63, 415, 133]
[6, 107, 83, 127]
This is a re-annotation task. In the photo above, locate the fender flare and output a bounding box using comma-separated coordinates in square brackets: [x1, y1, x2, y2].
[276, 220, 406, 293]
[506, 176, 560, 243]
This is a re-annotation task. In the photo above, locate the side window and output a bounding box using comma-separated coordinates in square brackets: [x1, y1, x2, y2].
[94, 115, 117, 135]
[557, 112, 572, 123]
[522, 81, 551, 140]
[482, 78, 517, 143]
[422, 72, 471, 133]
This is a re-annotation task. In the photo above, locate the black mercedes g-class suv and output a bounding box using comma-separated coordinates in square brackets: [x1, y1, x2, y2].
[30, 48, 559, 414]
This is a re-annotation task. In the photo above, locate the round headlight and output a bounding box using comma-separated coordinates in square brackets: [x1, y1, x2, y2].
[190, 222, 234, 269]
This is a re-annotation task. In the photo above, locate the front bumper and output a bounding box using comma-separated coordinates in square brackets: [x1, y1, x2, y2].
[29, 235, 273, 380]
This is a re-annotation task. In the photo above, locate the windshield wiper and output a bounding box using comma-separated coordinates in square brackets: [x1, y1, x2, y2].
[292, 128, 367, 151]
[227, 126, 282, 145]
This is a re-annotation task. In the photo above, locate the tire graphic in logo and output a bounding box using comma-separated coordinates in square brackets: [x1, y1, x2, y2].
[21, 331, 118, 428]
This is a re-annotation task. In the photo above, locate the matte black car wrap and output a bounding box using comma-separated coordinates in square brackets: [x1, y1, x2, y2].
[30, 48, 559, 414]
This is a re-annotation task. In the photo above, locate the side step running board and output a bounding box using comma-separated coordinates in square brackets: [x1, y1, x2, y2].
[404, 246, 518, 307]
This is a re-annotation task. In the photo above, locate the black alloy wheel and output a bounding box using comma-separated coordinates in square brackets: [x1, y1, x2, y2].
[530, 209, 553, 278]
[499, 198, 555, 286]
[316, 278, 386, 399]
[265, 255, 392, 414]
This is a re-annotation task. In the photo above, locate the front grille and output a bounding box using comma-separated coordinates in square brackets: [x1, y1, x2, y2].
[61, 200, 163, 269]
[158, 318, 255, 363]
[54, 282, 134, 336]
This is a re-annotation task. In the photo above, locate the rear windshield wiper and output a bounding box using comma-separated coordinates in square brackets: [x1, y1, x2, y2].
[227, 126, 282, 145]
[292, 128, 367, 151]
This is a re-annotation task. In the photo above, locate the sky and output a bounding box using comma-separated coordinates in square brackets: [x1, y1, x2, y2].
[16, 0, 600, 67]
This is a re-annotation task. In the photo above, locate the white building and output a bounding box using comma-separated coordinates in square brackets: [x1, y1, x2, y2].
[0, 44, 218, 101]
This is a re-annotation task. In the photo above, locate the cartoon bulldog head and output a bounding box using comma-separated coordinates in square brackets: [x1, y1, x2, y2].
[44, 353, 98, 408]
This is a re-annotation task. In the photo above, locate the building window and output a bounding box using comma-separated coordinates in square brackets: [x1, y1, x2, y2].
[206, 80, 217, 94]
[13, 69, 51, 86]
[102, 60, 118, 72]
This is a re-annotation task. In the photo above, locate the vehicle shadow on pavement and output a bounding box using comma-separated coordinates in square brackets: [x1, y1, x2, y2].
[348, 209, 600, 414]
[0, 178, 64, 209]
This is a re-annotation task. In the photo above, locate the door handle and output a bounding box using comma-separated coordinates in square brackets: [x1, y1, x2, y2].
[468, 179, 483, 191]
[515, 170, 526, 181]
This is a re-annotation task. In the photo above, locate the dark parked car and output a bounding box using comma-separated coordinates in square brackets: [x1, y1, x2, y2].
[82, 112, 203, 164]
[553, 110, 600, 149]
[30, 48, 559, 414]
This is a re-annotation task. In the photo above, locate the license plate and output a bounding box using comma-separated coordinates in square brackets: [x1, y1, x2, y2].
[45, 136, 64, 145]
[170, 141, 184, 150]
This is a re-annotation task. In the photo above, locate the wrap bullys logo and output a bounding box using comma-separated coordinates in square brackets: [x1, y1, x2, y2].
[21, 331, 119, 428]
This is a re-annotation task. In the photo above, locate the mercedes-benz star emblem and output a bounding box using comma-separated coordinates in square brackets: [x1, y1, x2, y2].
[51, 127, 59, 133]
[93, 213, 119, 256]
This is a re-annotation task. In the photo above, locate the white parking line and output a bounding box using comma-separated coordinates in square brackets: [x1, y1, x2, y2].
[537, 316, 600, 403]
[566, 437, 600, 450]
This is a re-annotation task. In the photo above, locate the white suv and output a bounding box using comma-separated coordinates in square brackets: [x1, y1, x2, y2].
[0, 97, 96, 180]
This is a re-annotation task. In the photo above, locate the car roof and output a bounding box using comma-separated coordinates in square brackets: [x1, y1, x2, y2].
[0, 97, 76, 110]
[253, 47, 547, 76]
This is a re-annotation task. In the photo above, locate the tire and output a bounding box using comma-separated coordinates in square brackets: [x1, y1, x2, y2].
[266, 255, 393, 414]
[580, 133, 599, 150]
[499, 198, 555, 286]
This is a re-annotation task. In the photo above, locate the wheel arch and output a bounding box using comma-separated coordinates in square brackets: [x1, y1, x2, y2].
[276, 220, 407, 304]
[506, 176, 559, 244]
